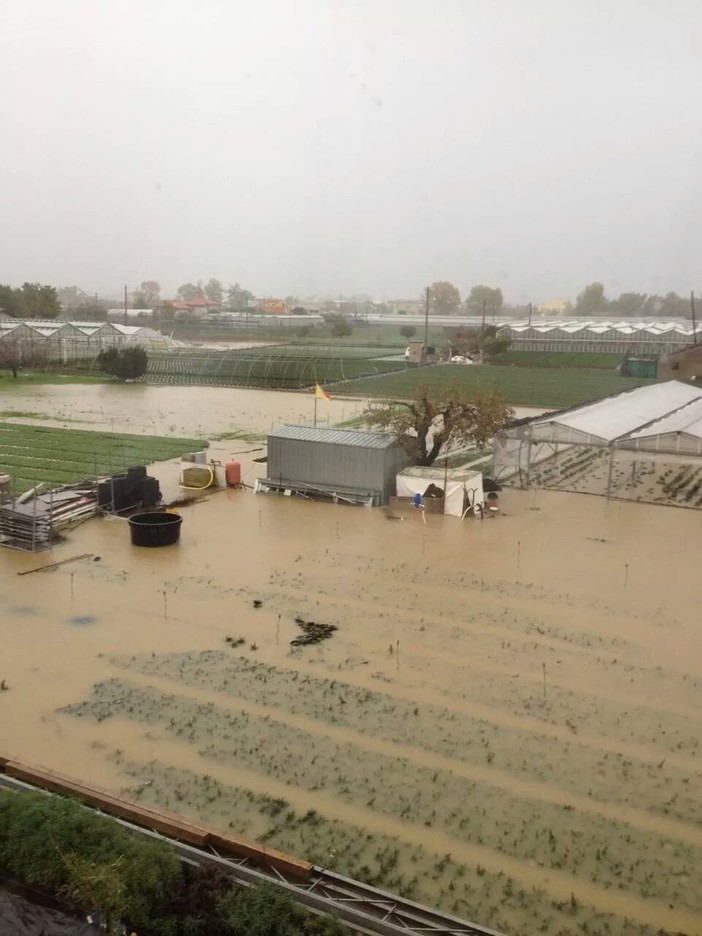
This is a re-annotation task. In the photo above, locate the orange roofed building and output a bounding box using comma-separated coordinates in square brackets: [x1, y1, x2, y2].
[257, 299, 289, 315]
[171, 296, 220, 318]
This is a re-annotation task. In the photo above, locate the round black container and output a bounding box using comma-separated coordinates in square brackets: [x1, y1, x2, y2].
[128, 512, 182, 547]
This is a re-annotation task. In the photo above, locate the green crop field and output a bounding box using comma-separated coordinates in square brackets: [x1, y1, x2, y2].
[334, 364, 659, 409]
[170, 321, 447, 349]
[0, 424, 205, 495]
[492, 350, 623, 369]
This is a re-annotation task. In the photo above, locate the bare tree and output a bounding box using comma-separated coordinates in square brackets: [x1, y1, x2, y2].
[365, 384, 513, 466]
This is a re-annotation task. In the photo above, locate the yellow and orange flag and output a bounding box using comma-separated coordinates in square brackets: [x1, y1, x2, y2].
[315, 383, 331, 401]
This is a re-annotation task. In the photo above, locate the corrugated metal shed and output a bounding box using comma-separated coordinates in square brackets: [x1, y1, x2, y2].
[265, 425, 409, 505]
[269, 425, 399, 449]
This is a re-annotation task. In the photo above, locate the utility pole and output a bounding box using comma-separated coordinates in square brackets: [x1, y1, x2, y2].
[528, 302, 532, 326]
[423, 286, 430, 365]
[691, 291, 698, 344]
[481, 299, 486, 334]
[124, 285, 128, 325]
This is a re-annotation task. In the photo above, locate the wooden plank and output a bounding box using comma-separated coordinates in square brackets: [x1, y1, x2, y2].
[17, 553, 94, 575]
[209, 832, 312, 879]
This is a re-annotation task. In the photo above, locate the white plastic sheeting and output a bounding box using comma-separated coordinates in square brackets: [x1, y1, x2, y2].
[619, 396, 702, 454]
[494, 381, 702, 494]
[526, 381, 702, 447]
[396, 466, 484, 517]
[504, 319, 698, 338]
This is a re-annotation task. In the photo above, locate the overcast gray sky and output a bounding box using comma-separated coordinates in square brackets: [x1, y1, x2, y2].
[1, 0, 701, 302]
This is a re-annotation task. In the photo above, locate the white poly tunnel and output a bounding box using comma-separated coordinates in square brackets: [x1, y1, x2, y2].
[494, 380, 702, 495]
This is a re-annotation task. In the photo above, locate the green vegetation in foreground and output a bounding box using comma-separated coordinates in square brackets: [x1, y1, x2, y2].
[335, 365, 659, 409]
[492, 350, 623, 369]
[0, 790, 346, 936]
[0, 423, 205, 494]
[0, 371, 108, 388]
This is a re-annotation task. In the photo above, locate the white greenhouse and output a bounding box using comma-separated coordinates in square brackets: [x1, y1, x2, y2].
[494, 381, 702, 506]
[499, 319, 697, 355]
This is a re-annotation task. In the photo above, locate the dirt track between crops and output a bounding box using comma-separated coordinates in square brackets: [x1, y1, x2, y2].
[1, 384, 700, 936]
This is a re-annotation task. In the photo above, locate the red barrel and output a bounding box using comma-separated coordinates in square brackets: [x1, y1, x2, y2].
[225, 461, 241, 487]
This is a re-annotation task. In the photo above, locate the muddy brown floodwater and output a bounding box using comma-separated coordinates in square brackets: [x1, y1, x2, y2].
[0, 385, 700, 936]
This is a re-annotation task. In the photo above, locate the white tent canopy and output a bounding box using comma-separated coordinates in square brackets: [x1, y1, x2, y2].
[396, 466, 484, 517]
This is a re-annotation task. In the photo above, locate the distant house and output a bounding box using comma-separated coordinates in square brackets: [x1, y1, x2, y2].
[536, 299, 572, 316]
[386, 299, 425, 315]
[57, 286, 92, 309]
[171, 297, 220, 318]
[257, 299, 289, 315]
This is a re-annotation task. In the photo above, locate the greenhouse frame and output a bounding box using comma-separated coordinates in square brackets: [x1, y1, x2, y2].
[493, 381, 702, 503]
[498, 319, 698, 355]
[0, 319, 185, 361]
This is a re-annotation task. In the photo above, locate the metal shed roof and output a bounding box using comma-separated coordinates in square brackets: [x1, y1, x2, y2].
[269, 425, 399, 449]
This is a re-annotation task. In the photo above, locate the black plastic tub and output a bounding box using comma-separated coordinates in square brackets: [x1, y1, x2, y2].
[128, 512, 182, 547]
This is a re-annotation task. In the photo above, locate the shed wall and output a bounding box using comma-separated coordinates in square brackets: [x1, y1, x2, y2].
[267, 437, 408, 504]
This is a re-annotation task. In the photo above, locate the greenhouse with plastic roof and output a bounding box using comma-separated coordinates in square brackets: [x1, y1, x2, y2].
[493, 380, 702, 507]
[0, 318, 186, 362]
[498, 319, 697, 354]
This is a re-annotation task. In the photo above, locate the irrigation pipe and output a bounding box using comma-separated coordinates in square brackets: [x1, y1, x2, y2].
[18, 553, 94, 576]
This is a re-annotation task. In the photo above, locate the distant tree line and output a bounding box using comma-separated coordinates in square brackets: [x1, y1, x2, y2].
[2, 277, 695, 324]
[0, 283, 62, 319]
[574, 282, 693, 317]
[169, 280, 254, 309]
[423, 282, 505, 316]
[420, 280, 696, 319]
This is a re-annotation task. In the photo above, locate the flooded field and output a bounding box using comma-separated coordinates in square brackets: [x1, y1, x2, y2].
[0, 384, 700, 936]
[0, 383, 362, 437]
[0, 382, 542, 436]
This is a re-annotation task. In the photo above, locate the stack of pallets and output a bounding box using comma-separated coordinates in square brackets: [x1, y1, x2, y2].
[0, 500, 52, 551]
[0, 485, 98, 552]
